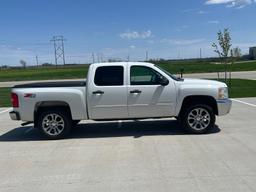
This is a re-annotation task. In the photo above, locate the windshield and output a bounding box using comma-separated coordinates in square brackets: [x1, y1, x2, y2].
[154, 65, 182, 81]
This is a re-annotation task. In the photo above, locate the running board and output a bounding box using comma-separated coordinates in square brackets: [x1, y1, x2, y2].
[21, 121, 33, 126]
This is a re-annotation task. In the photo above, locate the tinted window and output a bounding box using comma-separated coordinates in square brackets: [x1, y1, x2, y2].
[94, 66, 124, 86]
[130, 66, 162, 85]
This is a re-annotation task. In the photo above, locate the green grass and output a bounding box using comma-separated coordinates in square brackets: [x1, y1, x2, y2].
[158, 61, 256, 74]
[0, 61, 255, 82]
[220, 79, 256, 98]
[0, 79, 255, 107]
[0, 87, 11, 107]
[0, 65, 89, 82]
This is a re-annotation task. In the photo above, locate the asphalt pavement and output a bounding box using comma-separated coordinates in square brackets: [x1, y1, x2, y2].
[0, 98, 256, 192]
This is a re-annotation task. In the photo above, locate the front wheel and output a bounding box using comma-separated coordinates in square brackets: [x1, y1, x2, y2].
[180, 104, 215, 134]
[37, 109, 72, 139]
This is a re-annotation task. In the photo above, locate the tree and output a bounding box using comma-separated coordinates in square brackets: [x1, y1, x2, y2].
[233, 47, 242, 59]
[212, 28, 232, 83]
[20, 60, 27, 69]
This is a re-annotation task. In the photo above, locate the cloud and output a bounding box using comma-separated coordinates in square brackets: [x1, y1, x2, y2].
[182, 9, 195, 13]
[197, 10, 208, 14]
[129, 45, 136, 49]
[160, 38, 206, 45]
[120, 30, 152, 40]
[176, 25, 190, 32]
[208, 20, 220, 24]
[205, 0, 255, 8]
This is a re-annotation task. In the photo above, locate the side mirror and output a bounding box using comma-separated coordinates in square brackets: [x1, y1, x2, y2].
[158, 76, 169, 86]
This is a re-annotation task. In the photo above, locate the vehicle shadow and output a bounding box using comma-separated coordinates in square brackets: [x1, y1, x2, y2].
[0, 119, 221, 142]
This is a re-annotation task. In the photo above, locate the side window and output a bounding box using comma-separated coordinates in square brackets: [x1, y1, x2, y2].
[130, 66, 162, 85]
[94, 66, 124, 86]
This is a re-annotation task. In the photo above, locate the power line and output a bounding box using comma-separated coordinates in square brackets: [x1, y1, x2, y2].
[50, 35, 66, 66]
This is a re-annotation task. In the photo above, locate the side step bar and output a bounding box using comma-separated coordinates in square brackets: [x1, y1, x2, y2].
[21, 121, 33, 126]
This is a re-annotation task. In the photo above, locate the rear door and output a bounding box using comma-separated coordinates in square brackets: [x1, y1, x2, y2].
[128, 65, 176, 118]
[87, 65, 128, 120]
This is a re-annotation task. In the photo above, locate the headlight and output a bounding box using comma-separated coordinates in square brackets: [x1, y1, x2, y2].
[218, 87, 228, 99]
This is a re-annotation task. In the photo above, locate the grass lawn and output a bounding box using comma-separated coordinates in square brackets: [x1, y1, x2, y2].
[0, 79, 255, 107]
[0, 61, 255, 82]
[221, 79, 256, 98]
[0, 65, 89, 82]
[0, 87, 11, 107]
[158, 61, 256, 74]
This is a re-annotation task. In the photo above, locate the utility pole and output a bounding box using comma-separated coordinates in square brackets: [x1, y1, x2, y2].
[145, 50, 148, 61]
[97, 53, 100, 63]
[92, 53, 95, 63]
[50, 35, 66, 67]
[200, 48, 202, 59]
[36, 55, 39, 67]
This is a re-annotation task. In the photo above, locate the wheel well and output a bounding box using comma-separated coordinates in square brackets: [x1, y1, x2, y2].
[179, 96, 218, 116]
[34, 101, 72, 126]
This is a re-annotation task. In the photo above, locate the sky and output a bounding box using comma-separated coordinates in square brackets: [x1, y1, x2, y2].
[0, 0, 255, 66]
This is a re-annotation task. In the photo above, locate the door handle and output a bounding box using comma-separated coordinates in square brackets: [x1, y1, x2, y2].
[130, 90, 142, 94]
[93, 90, 104, 95]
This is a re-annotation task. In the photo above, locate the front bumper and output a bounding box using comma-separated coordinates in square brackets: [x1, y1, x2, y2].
[217, 99, 232, 116]
[9, 111, 20, 120]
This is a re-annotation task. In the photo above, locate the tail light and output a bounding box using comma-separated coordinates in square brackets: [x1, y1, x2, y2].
[11, 93, 19, 108]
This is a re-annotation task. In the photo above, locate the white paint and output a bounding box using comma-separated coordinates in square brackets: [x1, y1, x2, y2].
[232, 99, 256, 108]
[0, 108, 12, 114]
[11, 62, 232, 123]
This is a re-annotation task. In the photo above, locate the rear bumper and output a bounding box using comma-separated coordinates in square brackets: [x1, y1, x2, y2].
[217, 99, 232, 116]
[9, 111, 20, 120]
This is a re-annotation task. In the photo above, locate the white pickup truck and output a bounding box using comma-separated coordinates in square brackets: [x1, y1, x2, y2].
[10, 62, 232, 139]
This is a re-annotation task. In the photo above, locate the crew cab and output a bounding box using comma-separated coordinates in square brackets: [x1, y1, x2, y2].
[9, 62, 232, 139]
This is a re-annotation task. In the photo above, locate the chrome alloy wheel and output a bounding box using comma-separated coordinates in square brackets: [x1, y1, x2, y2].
[42, 113, 65, 136]
[187, 108, 211, 131]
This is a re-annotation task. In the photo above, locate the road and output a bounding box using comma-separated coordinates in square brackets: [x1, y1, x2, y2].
[0, 98, 256, 191]
[0, 71, 255, 88]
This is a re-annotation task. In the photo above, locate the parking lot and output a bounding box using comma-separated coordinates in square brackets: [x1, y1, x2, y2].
[0, 98, 256, 192]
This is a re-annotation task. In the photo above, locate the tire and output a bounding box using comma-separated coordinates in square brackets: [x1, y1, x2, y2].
[180, 104, 215, 134]
[72, 120, 80, 127]
[37, 109, 72, 139]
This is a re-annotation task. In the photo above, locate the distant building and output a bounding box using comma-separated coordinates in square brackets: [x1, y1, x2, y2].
[249, 47, 256, 60]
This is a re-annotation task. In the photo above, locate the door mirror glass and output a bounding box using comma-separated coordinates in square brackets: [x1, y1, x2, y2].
[158, 76, 169, 86]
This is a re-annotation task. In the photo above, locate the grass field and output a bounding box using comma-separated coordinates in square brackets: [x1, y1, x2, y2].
[0, 87, 11, 107]
[0, 61, 255, 82]
[1, 79, 255, 107]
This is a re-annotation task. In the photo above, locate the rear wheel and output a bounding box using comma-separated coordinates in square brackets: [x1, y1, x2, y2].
[37, 109, 72, 139]
[180, 104, 215, 134]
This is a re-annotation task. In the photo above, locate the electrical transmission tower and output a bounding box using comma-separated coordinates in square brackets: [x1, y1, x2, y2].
[50, 36, 66, 66]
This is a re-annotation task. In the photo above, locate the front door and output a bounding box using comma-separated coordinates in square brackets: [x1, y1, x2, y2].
[128, 65, 176, 118]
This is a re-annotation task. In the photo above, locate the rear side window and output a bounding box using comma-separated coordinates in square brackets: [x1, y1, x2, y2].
[94, 66, 124, 86]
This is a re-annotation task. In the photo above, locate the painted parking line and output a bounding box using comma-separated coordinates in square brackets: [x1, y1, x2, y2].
[232, 99, 256, 108]
[0, 108, 12, 114]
